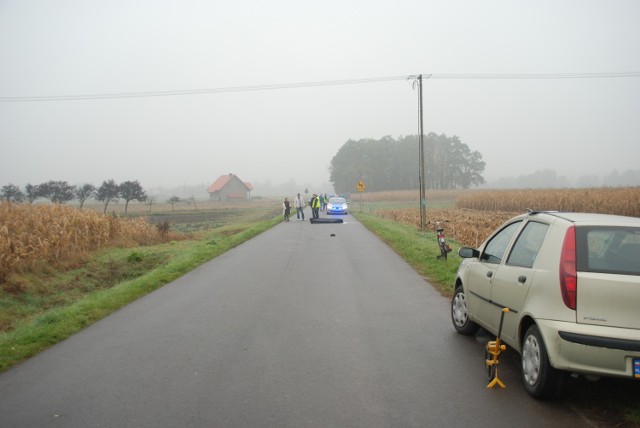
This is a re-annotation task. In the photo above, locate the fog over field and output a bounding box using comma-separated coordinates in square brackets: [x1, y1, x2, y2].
[1, 0, 639, 197]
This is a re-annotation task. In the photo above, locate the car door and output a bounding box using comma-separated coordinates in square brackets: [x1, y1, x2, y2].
[466, 221, 523, 329]
[489, 221, 549, 343]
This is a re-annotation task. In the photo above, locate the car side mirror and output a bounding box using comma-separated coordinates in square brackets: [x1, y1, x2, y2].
[458, 247, 480, 258]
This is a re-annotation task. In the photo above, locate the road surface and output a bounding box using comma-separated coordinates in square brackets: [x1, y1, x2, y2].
[0, 212, 596, 427]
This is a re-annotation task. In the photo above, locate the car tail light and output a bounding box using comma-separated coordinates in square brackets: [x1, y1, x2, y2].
[559, 226, 577, 310]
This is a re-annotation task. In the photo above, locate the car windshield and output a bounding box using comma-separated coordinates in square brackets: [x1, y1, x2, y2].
[329, 198, 346, 204]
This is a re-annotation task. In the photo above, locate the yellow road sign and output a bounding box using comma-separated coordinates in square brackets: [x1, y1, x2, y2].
[356, 180, 366, 192]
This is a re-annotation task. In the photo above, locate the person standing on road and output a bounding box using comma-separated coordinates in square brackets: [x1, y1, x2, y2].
[311, 193, 320, 219]
[294, 193, 305, 220]
[283, 197, 291, 222]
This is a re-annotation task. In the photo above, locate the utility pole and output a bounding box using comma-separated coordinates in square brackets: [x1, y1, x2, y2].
[417, 75, 427, 229]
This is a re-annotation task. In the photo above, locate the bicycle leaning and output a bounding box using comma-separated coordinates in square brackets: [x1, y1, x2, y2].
[428, 220, 452, 260]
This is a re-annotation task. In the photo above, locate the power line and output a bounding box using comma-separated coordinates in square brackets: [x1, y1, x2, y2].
[424, 72, 640, 80]
[1, 72, 639, 102]
[0, 76, 408, 103]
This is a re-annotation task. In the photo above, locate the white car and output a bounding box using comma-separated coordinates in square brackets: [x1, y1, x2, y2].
[451, 211, 640, 399]
[326, 197, 348, 215]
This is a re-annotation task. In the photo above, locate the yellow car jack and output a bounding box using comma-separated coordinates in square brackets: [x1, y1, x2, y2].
[485, 307, 510, 389]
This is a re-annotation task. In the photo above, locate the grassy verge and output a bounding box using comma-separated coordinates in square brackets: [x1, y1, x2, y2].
[0, 216, 281, 372]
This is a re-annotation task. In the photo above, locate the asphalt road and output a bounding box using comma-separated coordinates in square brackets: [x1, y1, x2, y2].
[0, 211, 596, 427]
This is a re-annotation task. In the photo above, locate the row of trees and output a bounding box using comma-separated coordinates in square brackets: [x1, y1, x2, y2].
[0, 180, 147, 213]
[486, 168, 640, 189]
[329, 133, 485, 194]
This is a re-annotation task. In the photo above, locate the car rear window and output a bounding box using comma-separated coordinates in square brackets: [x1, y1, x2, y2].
[576, 226, 640, 275]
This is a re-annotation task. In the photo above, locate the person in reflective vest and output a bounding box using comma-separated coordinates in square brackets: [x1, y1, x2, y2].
[311, 194, 321, 219]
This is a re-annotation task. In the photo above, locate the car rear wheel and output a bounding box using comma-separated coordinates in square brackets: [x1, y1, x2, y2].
[451, 285, 480, 335]
[521, 324, 565, 399]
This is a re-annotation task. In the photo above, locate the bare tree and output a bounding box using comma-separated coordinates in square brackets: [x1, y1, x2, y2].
[39, 180, 76, 204]
[167, 196, 181, 212]
[25, 183, 42, 204]
[75, 184, 96, 209]
[189, 196, 198, 211]
[96, 179, 120, 214]
[0, 184, 24, 203]
[147, 195, 156, 212]
[119, 180, 147, 213]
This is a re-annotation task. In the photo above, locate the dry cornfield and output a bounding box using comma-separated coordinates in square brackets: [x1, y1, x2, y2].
[350, 189, 462, 203]
[456, 187, 640, 216]
[81, 198, 278, 214]
[374, 208, 518, 248]
[0, 203, 167, 282]
[372, 187, 640, 247]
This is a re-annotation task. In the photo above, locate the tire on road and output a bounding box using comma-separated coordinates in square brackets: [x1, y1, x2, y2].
[451, 285, 480, 336]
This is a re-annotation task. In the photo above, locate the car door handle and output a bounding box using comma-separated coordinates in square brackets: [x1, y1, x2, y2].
[518, 275, 527, 284]
[486, 271, 493, 278]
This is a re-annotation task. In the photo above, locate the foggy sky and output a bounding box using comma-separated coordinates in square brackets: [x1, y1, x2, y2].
[1, 0, 639, 194]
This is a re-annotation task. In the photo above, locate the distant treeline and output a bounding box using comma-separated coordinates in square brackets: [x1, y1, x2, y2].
[485, 169, 640, 189]
[0, 179, 147, 213]
[329, 134, 485, 194]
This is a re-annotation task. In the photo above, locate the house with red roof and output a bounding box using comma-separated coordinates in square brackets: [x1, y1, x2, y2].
[207, 173, 254, 201]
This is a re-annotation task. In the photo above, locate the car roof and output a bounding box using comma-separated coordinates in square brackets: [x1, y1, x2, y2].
[526, 211, 640, 225]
